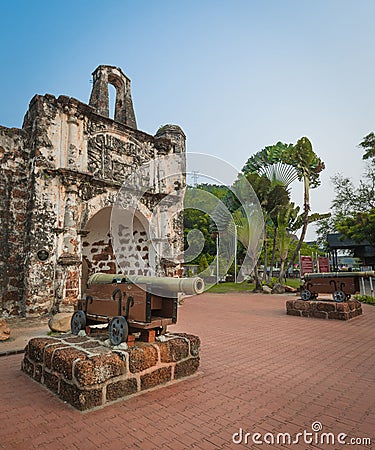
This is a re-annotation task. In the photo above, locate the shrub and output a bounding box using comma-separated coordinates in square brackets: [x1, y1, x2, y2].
[354, 294, 375, 305]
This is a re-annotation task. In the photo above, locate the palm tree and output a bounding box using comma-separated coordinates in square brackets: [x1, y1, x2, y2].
[243, 143, 298, 281]
[276, 202, 300, 282]
[243, 138, 325, 276]
[282, 137, 325, 271]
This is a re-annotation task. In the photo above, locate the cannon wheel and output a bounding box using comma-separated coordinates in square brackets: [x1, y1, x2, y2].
[109, 316, 128, 346]
[301, 289, 312, 301]
[333, 290, 346, 302]
[71, 311, 86, 335]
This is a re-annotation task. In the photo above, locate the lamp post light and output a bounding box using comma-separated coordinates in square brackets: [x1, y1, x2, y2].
[234, 225, 238, 283]
[216, 233, 219, 284]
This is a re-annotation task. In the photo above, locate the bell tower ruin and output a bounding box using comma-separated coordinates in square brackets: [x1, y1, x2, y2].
[89, 65, 137, 128]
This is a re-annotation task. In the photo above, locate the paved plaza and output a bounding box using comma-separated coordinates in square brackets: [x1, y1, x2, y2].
[0, 293, 374, 449]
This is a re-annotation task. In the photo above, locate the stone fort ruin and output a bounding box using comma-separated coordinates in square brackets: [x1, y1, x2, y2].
[0, 65, 185, 317]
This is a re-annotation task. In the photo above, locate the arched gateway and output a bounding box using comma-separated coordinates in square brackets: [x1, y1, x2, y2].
[0, 65, 185, 316]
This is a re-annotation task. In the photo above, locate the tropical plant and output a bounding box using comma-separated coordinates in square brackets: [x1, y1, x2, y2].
[243, 139, 325, 278]
[282, 137, 325, 270]
[276, 202, 300, 281]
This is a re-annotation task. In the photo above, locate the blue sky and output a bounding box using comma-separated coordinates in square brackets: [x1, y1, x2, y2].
[1, 0, 374, 239]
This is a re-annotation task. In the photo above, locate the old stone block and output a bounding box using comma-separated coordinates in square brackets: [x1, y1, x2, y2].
[34, 364, 43, 382]
[174, 333, 201, 356]
[338, 312, 350, 320]
[328, 312, 341, 320]
[337, 303, 350, 312]
[128, 345, 158, 373]
[43, 371, 60, 393]
[285, 300, 295, 310]
[106, 379, 138, 402]
[317, 302, 336, 312]
[74, 353, 125, 386]
[63, 336, 90, 344]
[44, 344, 67, 369]
[348, 300, 361, 311]
[21, 357, 34, 378]
[0, 318, 10, 341]
[294, 300, 311, 311]
[52, 348, 87, 380]
[141, 367, 172, 391]
[286, 310, 301, 317]
[301, 311, 311, 317]
[349, 309, 362, 319]
[79, 340, 102, 349]
[174, 357, 200, 379]
[312, 311, 327, 319]
[59, 380, 103, 411]
[27, 338, 60, 363]
[158, 338, 189, 363]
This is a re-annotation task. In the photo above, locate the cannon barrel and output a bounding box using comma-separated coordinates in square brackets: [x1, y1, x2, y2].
[87, 273, 205, 295]
[304, 271, 375, 280]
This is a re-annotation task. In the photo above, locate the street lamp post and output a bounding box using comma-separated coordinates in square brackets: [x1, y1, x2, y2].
[216, 233, 219, 284]
[234, 225, 238, 283]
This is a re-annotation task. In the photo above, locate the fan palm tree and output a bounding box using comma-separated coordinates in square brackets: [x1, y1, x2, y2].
[243, 138, 325, 276]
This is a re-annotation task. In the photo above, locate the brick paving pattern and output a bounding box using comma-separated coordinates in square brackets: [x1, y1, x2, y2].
[0, 292, 374, 449]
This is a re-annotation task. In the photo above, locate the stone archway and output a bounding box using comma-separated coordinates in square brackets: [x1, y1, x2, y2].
[81, 206, 152, 292]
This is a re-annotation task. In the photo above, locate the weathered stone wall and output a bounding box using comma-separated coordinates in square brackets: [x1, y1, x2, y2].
[0, 66, 186, 317]
[286, 299, 363, 320]
[22, 333, 200, 411]
[0, 127, 30, 316]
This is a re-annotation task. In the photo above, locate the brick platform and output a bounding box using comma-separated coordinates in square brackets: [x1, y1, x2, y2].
[286, 299, 363, 320]
[21, 332, 200, 411]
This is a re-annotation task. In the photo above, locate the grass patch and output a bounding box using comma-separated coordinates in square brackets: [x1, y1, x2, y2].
[207, 278, 301, 294]
[354, 294, 375, 305]
[208, 281, 255, 293]
[284, 278, 302, 289]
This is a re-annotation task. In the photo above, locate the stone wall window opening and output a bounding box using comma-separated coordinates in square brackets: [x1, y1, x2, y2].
[108, 83, 116, 121]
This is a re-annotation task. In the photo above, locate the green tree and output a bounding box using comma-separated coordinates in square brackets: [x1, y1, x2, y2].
[198, 254, 209, 273]
[336, 209, 375, 248]
[276, 202, 299, 281]
[359, 132, 375, 160]
[316, 134, 375, 252]
[282, 137, 325, 270]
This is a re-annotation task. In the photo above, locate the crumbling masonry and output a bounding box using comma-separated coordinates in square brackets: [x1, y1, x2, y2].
[0, 65, 185, 317]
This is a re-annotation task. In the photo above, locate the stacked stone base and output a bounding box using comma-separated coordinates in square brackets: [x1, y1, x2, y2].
[286, 299, 362, 320]
[22, 333, 200, 411]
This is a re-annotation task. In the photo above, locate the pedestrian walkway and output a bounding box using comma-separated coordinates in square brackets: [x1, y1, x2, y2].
[0, 293, 374, 449]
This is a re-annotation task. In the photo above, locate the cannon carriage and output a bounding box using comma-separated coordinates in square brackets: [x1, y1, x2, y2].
[71, 274, 204, 345]
[300, 271, 375, 302]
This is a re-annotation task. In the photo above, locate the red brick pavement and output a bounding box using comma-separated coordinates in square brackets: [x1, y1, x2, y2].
[0, 293, 374, 449]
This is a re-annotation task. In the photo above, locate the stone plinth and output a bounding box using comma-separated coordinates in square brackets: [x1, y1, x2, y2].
[22, 333, 200, 411]
[286, 299, 362, 320]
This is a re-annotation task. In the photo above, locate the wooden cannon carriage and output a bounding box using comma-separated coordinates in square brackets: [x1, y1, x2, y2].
[300, 271, 375, 302]
[71, 274, 204, 345]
